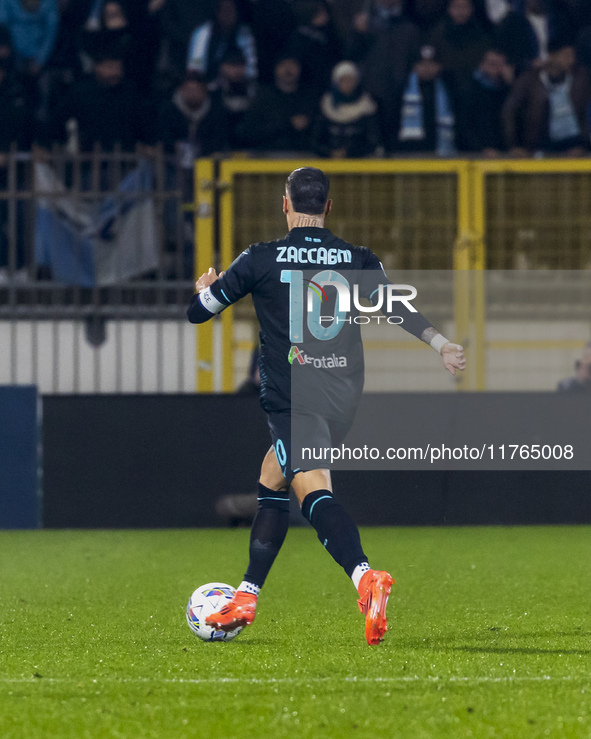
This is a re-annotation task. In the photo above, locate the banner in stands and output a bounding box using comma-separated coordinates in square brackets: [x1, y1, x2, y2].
[34, 160, 159, 286]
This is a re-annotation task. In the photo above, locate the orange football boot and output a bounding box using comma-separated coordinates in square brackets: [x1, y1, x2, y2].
[357, 570, 394, 645]
[205, 590, 257, 632]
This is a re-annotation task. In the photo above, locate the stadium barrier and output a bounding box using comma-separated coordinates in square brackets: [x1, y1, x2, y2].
[1, 155, 590, 393]
[41, 393, 591, 528]
[0, 386, 39, 529]
[0, 147, 197, 392]
[195, 157, 591, 394]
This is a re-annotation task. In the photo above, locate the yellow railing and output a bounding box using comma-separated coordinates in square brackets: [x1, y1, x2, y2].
[194, 158, 591, 393]
[194, 158, 215, 391]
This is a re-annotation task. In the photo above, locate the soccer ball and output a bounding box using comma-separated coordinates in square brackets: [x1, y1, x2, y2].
[186, 582, 244, 642]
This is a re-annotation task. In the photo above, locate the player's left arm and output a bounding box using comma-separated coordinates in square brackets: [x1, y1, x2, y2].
[361, 250, 465, 376]
[383, 293, 466, 377]
[419, 326, 466, 377]
[394, 304, 466, 377]
[187, 248, 256, 324]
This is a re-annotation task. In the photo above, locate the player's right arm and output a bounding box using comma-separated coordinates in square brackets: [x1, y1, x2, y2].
[187, 248, 256, 324]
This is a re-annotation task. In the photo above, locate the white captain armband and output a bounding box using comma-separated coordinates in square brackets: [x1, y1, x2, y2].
[198, 286, 226, 314]
[429, 333, 449, 354]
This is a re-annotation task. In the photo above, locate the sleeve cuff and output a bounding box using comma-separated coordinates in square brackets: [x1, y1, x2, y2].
[429, 333, 449, 354]
[198, 286, 226, 314]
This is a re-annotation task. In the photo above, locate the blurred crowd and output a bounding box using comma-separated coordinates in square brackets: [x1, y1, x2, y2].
[2, 0, 591, 162]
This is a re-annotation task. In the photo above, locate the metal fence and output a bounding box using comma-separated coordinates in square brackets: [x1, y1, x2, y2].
[194, 158, 591, 393]
[231, 169, 458, 271]
[0, 147, 197, 392]
[3, 155, 591, 394]
[483, 167, 591, 271]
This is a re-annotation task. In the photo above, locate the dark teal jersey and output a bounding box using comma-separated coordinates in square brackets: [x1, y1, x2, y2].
[187, 226, 432, 416]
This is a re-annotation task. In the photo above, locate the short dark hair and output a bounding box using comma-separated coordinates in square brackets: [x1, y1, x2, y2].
[183, 70, 207, 86]
[547, 36, 574, 55]
[286, 167, 330, 215]
[482, 46, 507, 59]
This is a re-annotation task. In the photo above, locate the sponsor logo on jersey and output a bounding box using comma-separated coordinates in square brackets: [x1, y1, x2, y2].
[288, 346, 347, 368]
[288, 346, 306, 365]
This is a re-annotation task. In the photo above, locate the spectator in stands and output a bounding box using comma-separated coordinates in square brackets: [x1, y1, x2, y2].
[285, 1, 342, 94]
[352, 0, 411, 38]
[46, 0, 92, 72]
[158, 71, 229, 159]
[79, 1, 161, 97]
[466, 0, 496, 27]
[81, 4, 136, 87]
[495, 0, 576, 74]
[557, 344, 591, 391]
[351, 0, 420, 152]
[502, 38, 591, 156]
[101, 4, 138, 72]
[0, 0, 58, 75]
[158, 69, 228, 278]
[187, 0, 257, 85]
[409, 0, 447, 32]
[409, 0, 491, 31]
[430, 0, 491, 103]
[312, 60, 381, 157]
[210, 48, 256, 148]
[482, 0, 511, 23]
[236, 55, 317, 152]
[246, 0, 296, 84]
[456, 47, 513, 153]
[102, 2, 128, 31]
[46, 43, 154, 151]
[161, 0, 218, 80]
[35, 0, 93, 123]
[397, 44, 456, 154]
[0, 24, 29, 150]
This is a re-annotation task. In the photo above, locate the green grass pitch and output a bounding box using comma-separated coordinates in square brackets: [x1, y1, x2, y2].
[0, 526, 589, 738]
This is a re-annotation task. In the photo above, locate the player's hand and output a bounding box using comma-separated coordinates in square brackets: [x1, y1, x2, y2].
[195, 267, 224, 293]
[441, 342, 466, 376]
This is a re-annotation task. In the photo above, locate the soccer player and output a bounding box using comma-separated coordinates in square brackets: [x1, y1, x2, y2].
[187, 167, 465, 645]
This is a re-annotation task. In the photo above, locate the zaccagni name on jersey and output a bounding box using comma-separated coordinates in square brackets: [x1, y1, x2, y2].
[276, 246, 352, 265]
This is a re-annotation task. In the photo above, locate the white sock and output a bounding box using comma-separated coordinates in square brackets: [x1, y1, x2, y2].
[351, 562, 371, 590]
[237, 580, 260, 596]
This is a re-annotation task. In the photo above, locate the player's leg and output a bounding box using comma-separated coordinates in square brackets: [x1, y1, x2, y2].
[291, 469, 368, 583]
[206, 442, 291, 632]
[291, 469, 393, 645]
[239, 446, 291, 594]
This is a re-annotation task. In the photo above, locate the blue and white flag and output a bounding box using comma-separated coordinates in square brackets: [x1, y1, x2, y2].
[35, 160, 159, 286]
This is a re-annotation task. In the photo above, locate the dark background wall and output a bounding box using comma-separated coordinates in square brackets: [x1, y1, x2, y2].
[42, 395, 591, 528]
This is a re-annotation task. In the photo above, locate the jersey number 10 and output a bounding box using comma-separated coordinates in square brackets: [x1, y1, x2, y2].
[281, 269, 350, 343]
